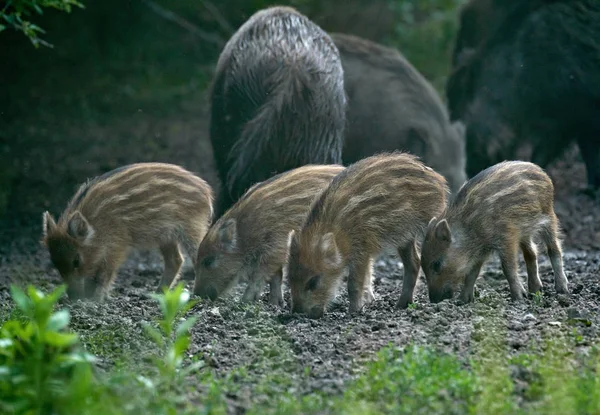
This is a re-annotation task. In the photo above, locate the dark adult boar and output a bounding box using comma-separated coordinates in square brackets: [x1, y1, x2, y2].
[332, 33, 467, 192]
[447, 0, 600, 190]
[451, 0, 517, 68]
[210, 6, 346, 216]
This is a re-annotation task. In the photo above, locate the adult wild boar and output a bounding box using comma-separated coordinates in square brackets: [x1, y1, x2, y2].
[332, 33, 467, 192]
[451, 0, 514, 68]
[210, 6, 346, 216]
[447, 0, 600, 189]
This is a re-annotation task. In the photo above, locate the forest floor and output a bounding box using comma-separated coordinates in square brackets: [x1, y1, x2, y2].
[1, 84, 599, 412]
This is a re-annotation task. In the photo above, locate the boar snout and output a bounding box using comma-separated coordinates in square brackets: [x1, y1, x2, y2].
[308, 306, 324, 319]
[291, 303, 324, 319]
[194, 284, 218, 301]
[66, 283, 84, 301]
[428, 285, 453, 304]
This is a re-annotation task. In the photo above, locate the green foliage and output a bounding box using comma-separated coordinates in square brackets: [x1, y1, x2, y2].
[345, 345, 476, 414]
[470, 313, 518, 415]
[0, 0, 84, 47]
[1, 281, 600, 414]
[386, 0, 467, 93]
[142, 283, 202, 381]
[0, 284, 96, 414]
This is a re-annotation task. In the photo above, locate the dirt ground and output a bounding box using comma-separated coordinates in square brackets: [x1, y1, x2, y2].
[1, 85, 599, 412]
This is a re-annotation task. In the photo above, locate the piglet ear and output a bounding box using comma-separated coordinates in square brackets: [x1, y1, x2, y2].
[67, 211, 94, 243]
[287, 230, 298, 250]
[434, 219, 452, 243]
[427, 217, 437, 231]
[42, 211, 57, 241]
[319, 232, 342, 269]
[218, 218, 237, 251]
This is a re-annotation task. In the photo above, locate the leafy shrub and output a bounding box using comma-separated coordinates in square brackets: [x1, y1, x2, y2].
[0, 0, 84, 47]
[0, 285, 95, 413]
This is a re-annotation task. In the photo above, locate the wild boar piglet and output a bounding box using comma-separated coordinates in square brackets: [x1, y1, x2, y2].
[287, 152, 449, 318]
[194, 165, 345, 306]
[421, 161, 569, 304]
[42, 163, 213, 301]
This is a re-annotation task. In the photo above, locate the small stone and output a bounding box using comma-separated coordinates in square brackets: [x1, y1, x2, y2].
[522, 313, 537, 323]
[548, 321, 562, 327]
[567, 308, 582, 319]
[209, 307, 221, 317]
[371, 322, 386, 332]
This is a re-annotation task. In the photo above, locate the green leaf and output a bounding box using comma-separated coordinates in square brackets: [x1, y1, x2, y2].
[0, 25, 6, 32]
[46, 285, 67, 305]
[0, 338, 13, 349]
[27, 285, 44, 302]
[142, 322, 164, 347]
[66, 351, 98, 364]
[180, 360, 205, 376]
[47, 310, 70, 332]
[9, 285, 31, 316]
[43, 331, 78, 347]
[173, 334, 190, 359]
[175, 316, 198, 338]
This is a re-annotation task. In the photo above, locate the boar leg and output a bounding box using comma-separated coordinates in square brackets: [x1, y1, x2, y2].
[347, 256, 372, 314]
[268, 268, 284, 307]
[577, 136, 600, 190]
[363, 257, 375, 306]
[520, 240, 542, 293]
[458, 259, 485, 304]
[542, 216, 569, 294]
[241, 272, 265, 303]
[499, 243, 527, 301]
[179, 229, 204, 281]
[397, 241, 420, 309]
[158, 242, 184, 292]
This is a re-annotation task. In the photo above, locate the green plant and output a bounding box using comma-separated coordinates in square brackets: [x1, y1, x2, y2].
[0, 0, 84, 47]
[0, 284, 96, 414]
[532, 291, 544, 307]
[142, 283, 202, 382]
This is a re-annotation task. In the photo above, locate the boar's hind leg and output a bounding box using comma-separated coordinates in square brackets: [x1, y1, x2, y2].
[520, 240, 542, 294]
[397, 241, 420, 309]
[541, 215, 569, 294]
[499, 240, 527, 302]
[363, 257, 375, 306]
[268, 268, 284, 307]
[347, 256, 373, 314]
[241, 271, 265, 303]
[158, 242, 184, 292]
[179, 228, 205, 279]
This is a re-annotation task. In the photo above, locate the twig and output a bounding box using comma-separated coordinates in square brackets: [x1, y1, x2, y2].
[141, 0, 225, 47]
[202, 0, 234, 35]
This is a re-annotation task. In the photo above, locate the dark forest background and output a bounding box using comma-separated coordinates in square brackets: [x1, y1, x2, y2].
[0, 0, 464, 242]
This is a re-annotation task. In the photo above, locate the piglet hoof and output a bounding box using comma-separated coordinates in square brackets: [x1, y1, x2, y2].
[457, 291, 474, 305]
[396, 294, 413, 309]
[268, 292, 284, 308]
[527, 282, 543, 295]
[348, 300, 364, 316]
[555, 283, 569, 295]
[509, 290, 526, 303]
[363, 289, 375, 306]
